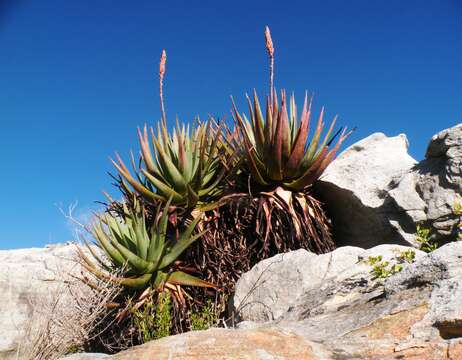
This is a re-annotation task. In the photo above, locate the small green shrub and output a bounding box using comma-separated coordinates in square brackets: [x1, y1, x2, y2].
[367, 255, 382, 265]
[131, 291, 172, 342]
[189, 300, 217, 331]
[415, 224, 438, 253]
[397, 249, 416, 263]
[368, 256, 403, 279]
[367, 249, 416, 279]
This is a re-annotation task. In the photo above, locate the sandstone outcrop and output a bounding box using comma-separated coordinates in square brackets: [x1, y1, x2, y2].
[316, 124, 462, 248]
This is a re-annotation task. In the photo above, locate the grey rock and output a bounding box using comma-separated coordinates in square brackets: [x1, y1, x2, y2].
[388, 123, 462, 246]
[0, 244, 84, 360]
[316, 125, 462, 249]
[315, 132, 417, 248]
[231, 242, 462, 359]
[59, 354, 110, 359]
[232, 244, 426, 323]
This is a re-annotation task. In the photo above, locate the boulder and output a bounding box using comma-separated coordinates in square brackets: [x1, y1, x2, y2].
[110, 327, 321, 360]
[315, 132, 417, 248]
[231, 243, 462, 359]
[60, 354, 110, 359]
[316, 124, 462, 249]
[0, 244, 83, 360]
[389, 124, 462, 245]
[232, 244, 427, 323]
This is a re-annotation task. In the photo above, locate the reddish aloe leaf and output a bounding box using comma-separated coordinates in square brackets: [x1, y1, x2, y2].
[303, 107, 325, 165]
[245, 93, 255, 129]
[285, 94, 311, 177]
[177, 128, 187, 175]
[138, 126, 157, 175]
[308, 127, 352, 183]
[264, 95, 273, 161]
[117, 273, 153, 289]
[316, 116, 338, 155]
[270, 94, 284, 181]
[285, 146, 329, 190]
[243, 135, 269, 186]
[280, 91, 291, 164]
[272, 88, 279, 126]
[252, 90, 265, 154]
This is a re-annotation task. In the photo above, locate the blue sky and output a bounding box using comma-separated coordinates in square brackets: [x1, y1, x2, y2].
[1, 0, 461, 249]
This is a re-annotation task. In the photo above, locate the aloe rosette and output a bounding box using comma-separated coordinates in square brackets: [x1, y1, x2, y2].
[78, 198, 215, 290]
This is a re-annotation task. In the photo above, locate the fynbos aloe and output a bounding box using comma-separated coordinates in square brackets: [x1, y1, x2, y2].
[78, 198, 215, 290]
[227, 26, 353, 253]
[232, 90, 351, 191]
[113, 118, 227, 209]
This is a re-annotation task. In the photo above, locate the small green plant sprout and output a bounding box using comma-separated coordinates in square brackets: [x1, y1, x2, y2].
[415, 223, 438, 253]
[367, 255, 382, 265]
[368, 251, 418, 279]
[189, 300, 217, 331]
[397, 249, 416, 264]
[367, 256, 401, 279]
[453, 202, 462, 215]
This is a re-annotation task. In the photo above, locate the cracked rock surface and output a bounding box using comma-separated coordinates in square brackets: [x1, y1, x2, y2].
[0, 244, 83, 360]
[316, 124, 462, 248]
[230, 242, 462, 359]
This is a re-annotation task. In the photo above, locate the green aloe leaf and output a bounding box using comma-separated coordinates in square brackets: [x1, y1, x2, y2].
[141, 169, 183, 203]
[167, 271, 217, 288]
[159, 220, 204, 269]
[110, 237, 152, 273]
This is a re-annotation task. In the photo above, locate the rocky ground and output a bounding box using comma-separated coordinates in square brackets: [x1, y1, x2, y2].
[61, 242, 462, 359]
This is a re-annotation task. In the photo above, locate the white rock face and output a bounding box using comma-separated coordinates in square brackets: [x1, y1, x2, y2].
[0, 244, 81, 360]
[315, 132, 417, 248]
[232, 244, 426, 322]
[316, 125, 462, 248]
[389, 123, 462, 245]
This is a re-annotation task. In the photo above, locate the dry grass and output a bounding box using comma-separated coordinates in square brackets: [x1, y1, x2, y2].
[17, 253, 121, 360]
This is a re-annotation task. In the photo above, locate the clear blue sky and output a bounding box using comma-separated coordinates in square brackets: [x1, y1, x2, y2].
[1, 0, 461, 249]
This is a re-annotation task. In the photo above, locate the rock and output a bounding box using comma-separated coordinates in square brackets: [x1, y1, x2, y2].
[110, 327, 321, 360]
[316, 124, 462, 249]
[60, 354, 110, 359]
[315, 132, 417, 248]
[0, 244, 83, 360]
[389, 124, 462, 246]
[231, 243, 462, 359]
[233, 244, 426, 323]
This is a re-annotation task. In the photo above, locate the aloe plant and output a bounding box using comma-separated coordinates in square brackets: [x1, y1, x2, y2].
[214, 26, 354, 256]
[78, 198, 215, 290]
[232, 90, 351, 191]
[112, 118, 228, 209]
